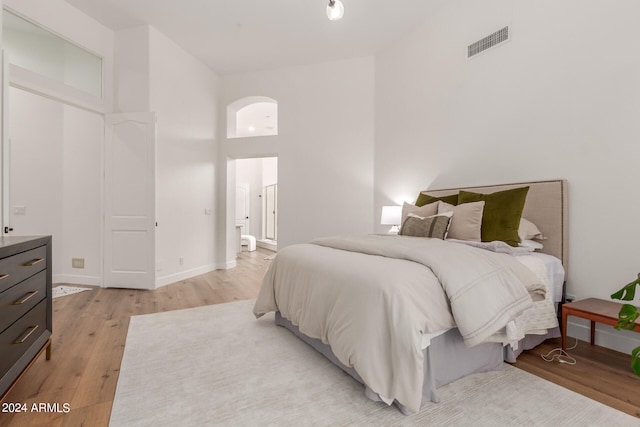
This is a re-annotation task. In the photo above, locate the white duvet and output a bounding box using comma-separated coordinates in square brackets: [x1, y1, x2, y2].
[253, 235, 558, 413]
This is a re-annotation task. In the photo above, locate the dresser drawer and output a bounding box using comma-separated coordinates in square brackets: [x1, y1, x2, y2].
[0, 246, 47, 293]
[0, 271, 46, 334]
[0, 300, 47, 380]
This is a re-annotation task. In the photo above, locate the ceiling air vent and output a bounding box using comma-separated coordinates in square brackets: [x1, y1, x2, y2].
[468, 26, 509, 58]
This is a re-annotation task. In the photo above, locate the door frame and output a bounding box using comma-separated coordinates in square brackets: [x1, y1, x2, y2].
[2, 51, 10, 236]
[264, 183, 277, 241]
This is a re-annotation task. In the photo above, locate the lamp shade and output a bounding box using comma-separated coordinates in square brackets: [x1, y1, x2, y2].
[381, 205, 402, 225]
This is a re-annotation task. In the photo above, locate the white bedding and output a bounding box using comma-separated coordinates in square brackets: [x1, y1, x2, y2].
[419, 250, 564, 350]
[254, 235, 558, 413]
[446, 239, 564, 302]
[529, 252, 565, 303]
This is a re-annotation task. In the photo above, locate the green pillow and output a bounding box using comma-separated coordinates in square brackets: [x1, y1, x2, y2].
[458, 187, 529, 247]
[415, 192, 459, 207]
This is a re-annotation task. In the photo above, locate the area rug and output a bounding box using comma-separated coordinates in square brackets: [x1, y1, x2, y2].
[110, 299, 639, 426]
[52, 285, 92, 299]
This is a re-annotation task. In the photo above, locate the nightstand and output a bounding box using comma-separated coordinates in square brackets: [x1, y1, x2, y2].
[561, 298, 640, 351]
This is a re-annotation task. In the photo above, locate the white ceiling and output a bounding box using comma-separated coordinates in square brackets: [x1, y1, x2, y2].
[63, 0, 442, 75]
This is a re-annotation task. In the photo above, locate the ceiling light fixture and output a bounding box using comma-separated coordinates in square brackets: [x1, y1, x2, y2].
[326, 0, 344, 21]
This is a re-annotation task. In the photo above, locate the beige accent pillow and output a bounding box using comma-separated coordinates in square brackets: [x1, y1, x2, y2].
[400, 202, 439, 233]
[438, 201, 485, 242]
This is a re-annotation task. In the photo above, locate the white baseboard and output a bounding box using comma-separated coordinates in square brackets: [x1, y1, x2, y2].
[155, 264, 218, 288]
[53, 274, 102, 287]
[216, 260, 236, 270]
[257, 240, 277, 252]
[54, 261, 239, 289]
[566, 318, 640, 355]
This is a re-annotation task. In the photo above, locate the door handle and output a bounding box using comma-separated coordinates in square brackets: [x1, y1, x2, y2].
[4, 226, 13, 234]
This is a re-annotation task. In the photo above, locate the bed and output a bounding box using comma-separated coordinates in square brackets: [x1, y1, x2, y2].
[253, 179, 567, 414]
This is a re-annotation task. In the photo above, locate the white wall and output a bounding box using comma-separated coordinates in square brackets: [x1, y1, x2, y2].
[148, 27, 219, 286]
[218, 56, 375, 265]
[114, 26, 150, 113]
[375, 0, 640, 352]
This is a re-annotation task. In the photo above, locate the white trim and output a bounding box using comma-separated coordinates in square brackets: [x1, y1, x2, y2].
[217, 260, 237, 270]
[9, 64, 106, 113]
[155, 260, 238, 288]
[1, 52, 9, 237]
[53, 274, 102, 287]
[257, 239, 277, 252]
[156, 264, 217, 288]
[566, 319, 640, 355]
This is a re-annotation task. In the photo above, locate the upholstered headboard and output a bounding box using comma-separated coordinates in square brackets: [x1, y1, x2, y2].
[420, 180, 568, 271]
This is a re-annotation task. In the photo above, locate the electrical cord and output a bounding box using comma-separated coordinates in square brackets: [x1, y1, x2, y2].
[540, 337, 578, 365]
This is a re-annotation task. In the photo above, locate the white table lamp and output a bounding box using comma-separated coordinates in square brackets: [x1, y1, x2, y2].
[381, 205, 402, 234]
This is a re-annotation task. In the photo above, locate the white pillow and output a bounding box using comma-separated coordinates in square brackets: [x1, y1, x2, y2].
[518, 218, 547, 241]
[519, 239, 544, 250]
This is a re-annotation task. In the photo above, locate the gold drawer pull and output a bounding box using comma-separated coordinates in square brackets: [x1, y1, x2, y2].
[12, 290, 38, 305]
[0, 274, 9, 280]
[13, 325, 39, 344]
[23, 258, 45, 267]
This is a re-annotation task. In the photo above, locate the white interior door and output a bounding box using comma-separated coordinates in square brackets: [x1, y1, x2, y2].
[5, 87, 64, 245]
[104, 113, 156, 289]
[236, 184, 250, 235]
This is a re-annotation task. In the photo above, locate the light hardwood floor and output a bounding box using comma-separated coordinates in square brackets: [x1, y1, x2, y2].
[514, 336, 640, 418]
[2, 248, 639, 426]
[1, 249, 269, 427]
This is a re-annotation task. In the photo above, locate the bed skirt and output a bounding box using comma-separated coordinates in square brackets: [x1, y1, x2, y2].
[275, 312, 504, 414]
[503, 326, 561, 362]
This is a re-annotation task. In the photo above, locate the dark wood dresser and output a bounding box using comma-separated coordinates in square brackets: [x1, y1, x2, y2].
[0, 236, 52, 400]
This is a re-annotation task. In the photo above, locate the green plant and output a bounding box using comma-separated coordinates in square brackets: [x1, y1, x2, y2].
[610, 273, 640, 376]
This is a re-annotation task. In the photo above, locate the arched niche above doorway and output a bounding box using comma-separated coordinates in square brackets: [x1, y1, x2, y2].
[227, 96, 278, 139]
